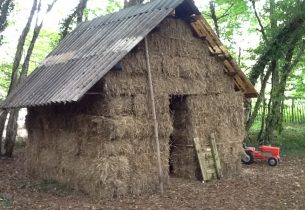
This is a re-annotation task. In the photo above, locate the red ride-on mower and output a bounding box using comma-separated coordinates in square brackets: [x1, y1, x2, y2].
[241, 145, 280, 166]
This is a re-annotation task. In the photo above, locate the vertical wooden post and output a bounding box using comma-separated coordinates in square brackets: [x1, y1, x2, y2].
[144, 37, 164, 195]
[209, 133, 222, 179]
[292, 98, 295, 123]
[301, 101, 305, 123]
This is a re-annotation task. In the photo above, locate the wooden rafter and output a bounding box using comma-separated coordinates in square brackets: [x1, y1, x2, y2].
[190, 15, 258, 98]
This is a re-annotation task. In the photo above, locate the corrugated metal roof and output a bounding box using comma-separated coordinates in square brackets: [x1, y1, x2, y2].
[2, 0, 200, 108]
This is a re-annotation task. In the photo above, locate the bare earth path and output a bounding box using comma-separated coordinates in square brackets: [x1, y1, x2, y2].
[1, 148, 305, 210]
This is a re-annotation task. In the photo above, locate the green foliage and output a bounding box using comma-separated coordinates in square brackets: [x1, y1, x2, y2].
[59, 11, 78, 40]
[24, 29, 60, 74]
[31, 179, 76, 196]
[277, 124, 305, 157]
[105, 0, 123, 14]
[0, 62, 12, 98]
[249, 0, 305, 84]
[201, 0, 256, 72]
[85, 1, 123, 21]
[59, 0, 89, 40]
[202, 0, 251, 47]
[249, 123, 305, 157]
[0, 0, 14, 45]
[59, 0, 122, 41]
[0, 193, 13, 209]
[288, 56, 305, 98]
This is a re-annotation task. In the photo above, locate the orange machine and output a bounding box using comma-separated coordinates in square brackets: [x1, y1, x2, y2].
[241, 145, 280, 166]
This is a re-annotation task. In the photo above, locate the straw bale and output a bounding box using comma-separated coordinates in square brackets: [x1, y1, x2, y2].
[160, 55, 204, 79]
[103, 74, 148, 96]
[133, 94, 170, 117]
[83, 114, 172, 140]
[76, 94, 134, 117]
[121, 51, 147, 76]
[88, 155, 131, 198]
[186, 92, 245, 177]
[155, 18, 196, 43]
[25, 16, 246, 198]
[148, 19, 207, 58]
[66, 137, 170, 197]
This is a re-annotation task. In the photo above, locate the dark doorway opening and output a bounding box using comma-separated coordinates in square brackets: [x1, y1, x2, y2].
[168, 95, 188, 176]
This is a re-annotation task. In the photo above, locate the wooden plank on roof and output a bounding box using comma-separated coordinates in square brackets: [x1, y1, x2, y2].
[235, 67, 258, 96]
[192, 14, 258, 98]
[225, 71, 238, 76]
[234, 75, 247, 92]
[196, 21, 218, 48]
[191, 21, 208, 38]
[234, 79, 243, 91]
[224, 60, 235, 73]
[197, 16, 225, 48]
[219, 45, 231, 58]
[208, 46, 215, 54]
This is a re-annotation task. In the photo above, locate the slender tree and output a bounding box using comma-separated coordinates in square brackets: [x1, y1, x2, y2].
[0, 0, 14, 45]
[124, 0, 143, 8]
[59, 0, 89, 40]
[248, 3, 305, 85]
[207, 0, 234, 38]
[262, 40, 305, 144]
[3, 0, 58, 157]
[247, 1, 305, 129]
[1, 0, 38, 157]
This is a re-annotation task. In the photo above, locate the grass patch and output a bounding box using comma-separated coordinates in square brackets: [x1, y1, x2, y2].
[31, 179, 76, 196]
[0, 193, 13, 209]
[276, 124, 305, 157]
[15, 137, 27, 149]
[248, 123, 305, 158]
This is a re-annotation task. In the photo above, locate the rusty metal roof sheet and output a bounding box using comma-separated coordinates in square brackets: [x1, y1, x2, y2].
[1, 0, 200, 108]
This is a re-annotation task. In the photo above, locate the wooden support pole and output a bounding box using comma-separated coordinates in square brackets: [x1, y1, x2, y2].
[144, 37, 164, 195]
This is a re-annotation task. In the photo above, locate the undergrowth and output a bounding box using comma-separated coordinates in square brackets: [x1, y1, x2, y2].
[0, 193, 13, 209]
[31, 179, 76, 196]
[248, 122, 305, 157]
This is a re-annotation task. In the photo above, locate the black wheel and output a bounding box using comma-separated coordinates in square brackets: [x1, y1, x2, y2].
[241, 151, 254, 165]
[268, 157, 278, 166]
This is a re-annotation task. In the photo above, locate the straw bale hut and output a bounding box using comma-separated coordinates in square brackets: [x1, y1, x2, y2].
[1, 0, 257, 198]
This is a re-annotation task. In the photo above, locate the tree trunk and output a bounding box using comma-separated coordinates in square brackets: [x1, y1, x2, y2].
[262, 41, 305, 144]
[19, 0, 58, 82]
[246, 63, 273, 131]
[7, 0, 37, 93]
[0, 0, 14, 44]
[4, 109, 18, 157]
[249, 8, 305, 85]
[0, 0, 14, 30]
[1, 0, 38, 157]
[209, 0, 220, 37]
[257, 98, 266, 143]
[60, 0, 89, 40]
[0, 110, 8, 155]
[264, 62, 280, 142]
[76, 0, 88, 23]
[3, 0, 58, 157]
[124, 0, 143, 8]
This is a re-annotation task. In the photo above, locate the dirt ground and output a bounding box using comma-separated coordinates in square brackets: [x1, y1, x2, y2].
[1, 148, 305, 210]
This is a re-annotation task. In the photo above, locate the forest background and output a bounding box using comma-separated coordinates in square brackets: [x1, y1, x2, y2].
[0, 0, 305, 157]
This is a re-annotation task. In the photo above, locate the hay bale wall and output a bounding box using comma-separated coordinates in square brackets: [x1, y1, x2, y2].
[26, 17, 245, 198]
